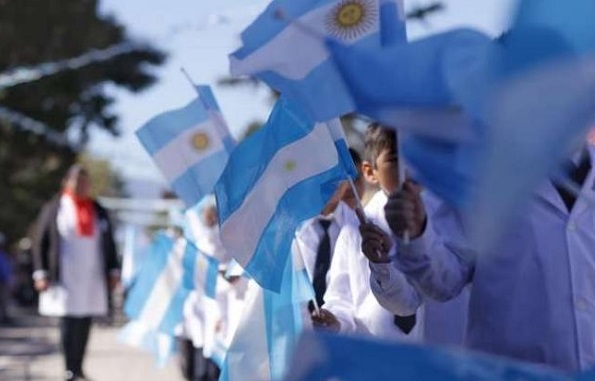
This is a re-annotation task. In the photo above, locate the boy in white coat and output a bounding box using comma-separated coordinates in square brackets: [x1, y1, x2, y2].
[381, 144, 595, 371]
[312, 124, 424, 340]
[314, 124, 469, 346]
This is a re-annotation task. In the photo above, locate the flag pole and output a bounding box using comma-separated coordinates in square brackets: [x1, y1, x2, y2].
[347, 177, 368, 225]
[180, 67, 210, 110]
[180, 67, 198, 89]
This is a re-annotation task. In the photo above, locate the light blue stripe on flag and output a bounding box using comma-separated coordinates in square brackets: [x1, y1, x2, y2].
[230, 0, 406, 122]
[380, 0, 407, 46]
[136, 85, 235, 207]
[215, 98, 355, 291]
[286, 331, 568, 381]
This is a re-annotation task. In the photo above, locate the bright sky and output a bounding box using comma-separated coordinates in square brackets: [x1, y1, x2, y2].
[91, 0, 516, 186]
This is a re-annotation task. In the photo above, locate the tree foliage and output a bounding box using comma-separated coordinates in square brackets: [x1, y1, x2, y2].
[77, 153, 126, 198]
[0, 0, 165, 246]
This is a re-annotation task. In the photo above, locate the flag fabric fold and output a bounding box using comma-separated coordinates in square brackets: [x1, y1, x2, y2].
[124, 232, 219, 335]
[219, 253, 312, 381]
[327, 0, 595, 253]
[123, 233, 190, 334]
[214, 98, 355, 291]
[230, 0, 406, 121]
[284, 332, 569, 381]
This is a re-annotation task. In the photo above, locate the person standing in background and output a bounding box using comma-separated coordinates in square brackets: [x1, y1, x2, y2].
[32, 164, 120, 381]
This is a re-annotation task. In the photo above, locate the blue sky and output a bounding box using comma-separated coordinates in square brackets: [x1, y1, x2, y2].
[91, 0, 515, 186]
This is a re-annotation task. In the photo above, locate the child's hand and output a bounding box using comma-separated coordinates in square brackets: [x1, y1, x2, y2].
[384, 181, 426, 240]
[360, 222, 392, 263]
[311, 308, 340, 332]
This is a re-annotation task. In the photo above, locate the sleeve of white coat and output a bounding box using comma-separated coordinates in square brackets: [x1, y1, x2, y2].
[322, 226, 358, 334]
[368, 247, 423, 316]
[393, 194, 475, 302]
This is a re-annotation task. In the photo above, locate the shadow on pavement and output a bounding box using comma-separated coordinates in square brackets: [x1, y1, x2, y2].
[0, 306, 60, 381]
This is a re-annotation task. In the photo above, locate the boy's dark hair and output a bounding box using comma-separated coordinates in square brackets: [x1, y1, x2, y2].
[364, 122, 396, 167]
[348, 147, 362, 168]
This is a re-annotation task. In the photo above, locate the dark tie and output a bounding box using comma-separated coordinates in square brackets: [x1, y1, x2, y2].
[312, 219, 332, 309]
[394, 314, 417, 334]
[553, 151, 591, 211]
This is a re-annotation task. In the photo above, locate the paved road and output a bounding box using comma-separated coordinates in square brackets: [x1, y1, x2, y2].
[0, 310, 183, 381]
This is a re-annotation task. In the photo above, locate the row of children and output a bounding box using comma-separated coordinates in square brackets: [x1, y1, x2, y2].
[178, 121, 595, 379]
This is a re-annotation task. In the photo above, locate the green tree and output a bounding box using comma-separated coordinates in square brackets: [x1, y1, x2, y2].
[77, 152, 126, 198]
[0, 0, 165, 246]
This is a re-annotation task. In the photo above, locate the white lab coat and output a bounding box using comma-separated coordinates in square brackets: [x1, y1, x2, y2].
[391, 147, 595, 371]
[40, 195, 108, 317]
[323, 191, 424, 341]
[294, 202, 357, 282]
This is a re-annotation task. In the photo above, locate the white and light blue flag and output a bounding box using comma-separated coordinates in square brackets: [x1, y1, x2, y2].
[219, 254, 312, 381]
[214, 98, 356, 291]
[136, 85, 235, 208]
[124, 232, 219, 336]
[285, 331, 568, 381]
[184, 241, 219, 299]
[230, 0, 405, 122]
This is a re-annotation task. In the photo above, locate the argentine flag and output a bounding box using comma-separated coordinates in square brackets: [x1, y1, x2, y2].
[230, 0, 406, 122]
[185, 242, 219, 299]
[124, 233, 219, 336]
[219, 255, 311, 381]
[214, 98, 356, 292]
[136, 85, 235, 208]
[286, 332, 568, 381]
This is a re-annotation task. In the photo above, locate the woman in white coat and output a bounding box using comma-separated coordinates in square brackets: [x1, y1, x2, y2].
[32, 165, 119, 381]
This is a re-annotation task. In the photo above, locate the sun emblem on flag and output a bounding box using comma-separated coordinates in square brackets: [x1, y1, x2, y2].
[191, 132, 210, 151]
[284, 159, 297, 172]
[325, 0, 377, 41]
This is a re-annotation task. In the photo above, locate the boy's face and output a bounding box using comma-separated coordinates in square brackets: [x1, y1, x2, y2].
[363, 148, 399, 194]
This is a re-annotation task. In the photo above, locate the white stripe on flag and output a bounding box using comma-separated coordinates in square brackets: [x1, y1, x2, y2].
[231, 0, 379, 80]
[138, 239, 186, 328]
[152, 120, 225, 182]
[221, 124, 338, 269]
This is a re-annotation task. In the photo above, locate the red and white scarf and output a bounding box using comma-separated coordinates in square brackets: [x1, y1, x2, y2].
[62, 190, 95, 237]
